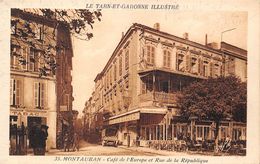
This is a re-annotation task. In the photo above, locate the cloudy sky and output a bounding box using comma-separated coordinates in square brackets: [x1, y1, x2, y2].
[71, 10, 247, 116]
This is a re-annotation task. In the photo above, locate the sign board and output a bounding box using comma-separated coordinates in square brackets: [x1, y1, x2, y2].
[60, 105, 68, 112]
[109, 112, 140, 125]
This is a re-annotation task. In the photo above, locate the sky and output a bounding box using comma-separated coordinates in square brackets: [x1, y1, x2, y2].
[71, 10, 247, 117]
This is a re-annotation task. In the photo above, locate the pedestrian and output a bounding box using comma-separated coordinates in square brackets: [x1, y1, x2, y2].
[64, 133, 70, 152]
[72, 132, 80, 151]
[29, 124, 41, 155]
[19, 122, 26, 155]
[38, 125, 48, 155]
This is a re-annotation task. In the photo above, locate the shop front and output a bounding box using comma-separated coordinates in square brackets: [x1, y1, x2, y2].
[103, 107, 168, 147]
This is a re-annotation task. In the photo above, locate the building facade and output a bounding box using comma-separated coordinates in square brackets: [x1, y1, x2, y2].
[84, 23, 247, 147]
[10, 9, 73, 151]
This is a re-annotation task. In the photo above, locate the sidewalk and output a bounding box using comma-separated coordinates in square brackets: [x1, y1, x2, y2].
[118, 145, 188, 156]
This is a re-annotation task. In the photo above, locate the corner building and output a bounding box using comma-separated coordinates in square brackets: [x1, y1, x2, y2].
[10, 9, 73, 150]
[90, 23, 247, 147]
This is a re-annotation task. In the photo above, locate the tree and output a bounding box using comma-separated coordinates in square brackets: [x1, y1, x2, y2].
[176, 75, 247, 152]
[11, 9, 102, 77]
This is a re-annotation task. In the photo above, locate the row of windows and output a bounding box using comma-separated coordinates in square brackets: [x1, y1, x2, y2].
[104, 50, 129, 91]
[103, 79, 129, 105]
[145, 45, 222, 77]
[10, 79, 47, 109]
[11, 46, 55, 75]
[11, 19, 45, 41]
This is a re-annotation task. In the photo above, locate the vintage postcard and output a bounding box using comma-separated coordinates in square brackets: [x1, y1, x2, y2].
[0, 0, 259, 164]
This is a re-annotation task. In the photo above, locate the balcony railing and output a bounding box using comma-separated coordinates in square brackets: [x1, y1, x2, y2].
[139, 92, 177, 104]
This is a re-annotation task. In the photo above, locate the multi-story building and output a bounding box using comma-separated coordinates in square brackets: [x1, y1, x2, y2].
[83, 91, 103, 142]
[84, 23, 247, 147]
[10, 9, 73, 151]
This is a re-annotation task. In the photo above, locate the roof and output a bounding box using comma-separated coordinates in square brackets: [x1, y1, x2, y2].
[97, 23, 247, 81]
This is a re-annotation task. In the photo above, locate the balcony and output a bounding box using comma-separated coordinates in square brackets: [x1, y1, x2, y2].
[139, 91, 177, 105]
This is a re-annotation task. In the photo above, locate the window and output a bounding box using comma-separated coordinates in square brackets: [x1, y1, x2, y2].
[214, 64, 220, 77]
[119, 56, 122, 76]
[114, 60, 117, 81]
[204, 127, 210, 140]
[177, 54, 184, 71]
[125, 79, 129, 89]
[20, 47, 27, 70]
[109, 69, 112, 85]
[191, 57, 197, 73]
[196, 126, 203, 139]
[28, 48, 35, 71]
[125, 50, 129, 70]
[141, 81, 146, 94]
[146, 46, 155, 65]
[203, 61, 209, 77]
[10, 46, 21, 69]
[34, 82, 46, 108]
[11, 19, 17, 35]
[10, 79, 22, 106]
[35, 25, 44, 41]
[227, 57, 235, 75]
[163, 50, 171, 68]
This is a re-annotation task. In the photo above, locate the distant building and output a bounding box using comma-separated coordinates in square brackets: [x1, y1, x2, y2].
[10, 9, 74, 151]
[83, 23, 247, 147]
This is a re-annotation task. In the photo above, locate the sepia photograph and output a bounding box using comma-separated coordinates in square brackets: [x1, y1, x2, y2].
[9, 8, 247, 156]
[1, 0, 260, 164]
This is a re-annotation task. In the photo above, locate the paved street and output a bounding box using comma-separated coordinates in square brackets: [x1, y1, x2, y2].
[44, 140, 188, 156]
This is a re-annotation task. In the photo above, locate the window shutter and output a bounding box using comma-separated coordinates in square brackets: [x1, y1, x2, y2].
[186, 54, 190, 72]
[167, 51, 171, 68]
[29, 48, 34, 71]
[210, 62, 214, 77]
[16, 80, 21, 106]
[220, 64, 224, 76]
[176, 54, 178, 70]
[40, 83, 47, 107]
[34, 82, 39, 108]
[39, 52, 44, 68]
[163, 50, 166, 67]
[34, 52, 39, 72]
[21, 48, 27, 70]
[147, 46, 150, 63]
[198, 58, 203, 75]
[151, 47, 155, 64]
[10, 79, 14, 106]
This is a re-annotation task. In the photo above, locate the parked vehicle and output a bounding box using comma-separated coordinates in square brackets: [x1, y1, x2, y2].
[101, 128, 118, 147]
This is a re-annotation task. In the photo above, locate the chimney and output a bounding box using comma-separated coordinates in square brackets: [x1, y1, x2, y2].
[183, 32, 189, 40]
[153, 23, 160, 31]
[207, 42, 218, 49]
[205, 34, 208, 45]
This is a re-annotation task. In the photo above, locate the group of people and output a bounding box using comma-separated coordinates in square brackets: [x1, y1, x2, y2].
[28, 124, 48, 155]
[63, 132, 80, 152]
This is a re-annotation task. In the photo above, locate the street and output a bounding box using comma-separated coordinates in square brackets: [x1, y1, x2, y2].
[44, 140, 187, 156]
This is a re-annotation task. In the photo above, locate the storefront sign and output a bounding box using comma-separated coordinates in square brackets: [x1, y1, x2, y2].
[109, 112, 140, 125]
[10, 110, 45, 117]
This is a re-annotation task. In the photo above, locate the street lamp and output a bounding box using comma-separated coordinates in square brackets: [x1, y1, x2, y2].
[221, 28, 236, 43]
[221, 28, 236, 77]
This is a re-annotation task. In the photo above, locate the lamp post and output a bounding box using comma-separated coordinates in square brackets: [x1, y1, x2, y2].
[221, 28, 236, 43]
[221, 28, 236, 77]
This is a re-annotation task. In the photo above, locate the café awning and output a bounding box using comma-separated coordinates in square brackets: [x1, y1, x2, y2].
[106, 107, 167, 125]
